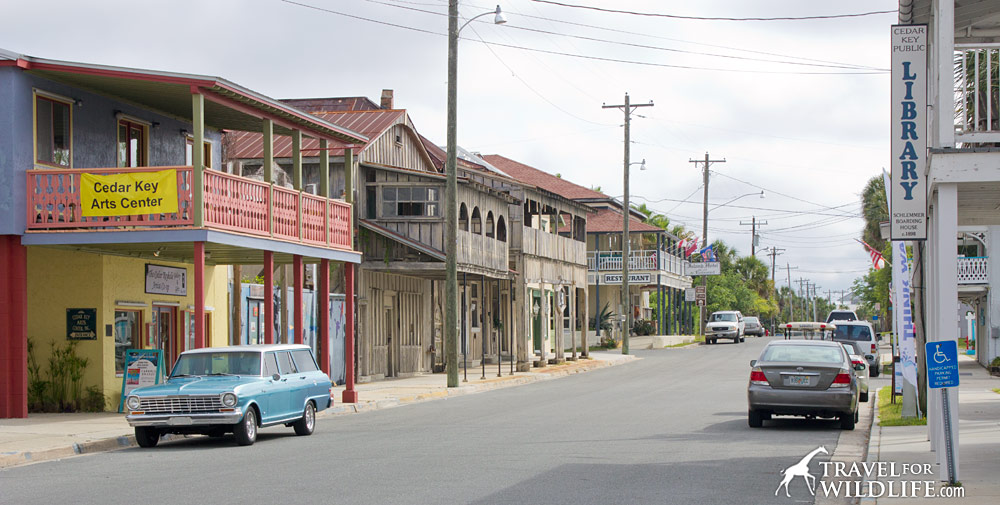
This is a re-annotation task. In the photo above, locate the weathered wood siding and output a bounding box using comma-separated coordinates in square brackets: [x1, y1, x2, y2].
[358, 271, 432, 379]
[361, 124, 435, 172]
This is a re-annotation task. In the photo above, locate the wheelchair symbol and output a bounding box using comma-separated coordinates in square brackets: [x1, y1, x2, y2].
[933, 344, 951, 364]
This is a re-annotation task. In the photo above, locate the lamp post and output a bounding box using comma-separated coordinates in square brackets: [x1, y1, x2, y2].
[620, 158, 644, 355]
[446, 3, 506, 388]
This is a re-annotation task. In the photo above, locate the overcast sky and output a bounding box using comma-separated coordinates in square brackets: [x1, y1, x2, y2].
[1, 0, 896, 303]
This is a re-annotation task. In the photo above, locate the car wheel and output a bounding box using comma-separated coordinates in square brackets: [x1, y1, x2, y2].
[840, 412, 856, 430]
[870, 367, 880, 378]
[860, 391, 869, 403]
[234, 408, 258, 446]
[293, 402, 316, 436]
[134, 427, 160, 448]
[748, 410, 763, 428]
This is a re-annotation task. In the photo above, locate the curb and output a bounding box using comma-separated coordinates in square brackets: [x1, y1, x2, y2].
[859, 389, 882, 505]
[1, 355, 637, 469]
[816, 383, 877, 505]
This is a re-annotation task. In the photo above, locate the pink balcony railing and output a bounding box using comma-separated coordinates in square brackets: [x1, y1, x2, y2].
[27, 166, 353, 251]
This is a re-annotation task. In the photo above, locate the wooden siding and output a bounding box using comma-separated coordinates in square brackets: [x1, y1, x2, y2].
[361, 124, 437, 172]
[358, 271, 432, 379]
[522, 227, 586, 265]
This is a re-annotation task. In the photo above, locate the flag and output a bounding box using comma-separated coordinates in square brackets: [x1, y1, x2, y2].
[857, 239, 887, 270]
[676, 238, 686, 254]
[699, 244, 715, 262]
[684, 239, 698, 258]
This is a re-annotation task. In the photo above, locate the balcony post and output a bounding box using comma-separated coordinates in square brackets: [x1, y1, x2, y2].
[343, 263, 358, 403]
[293, 130, 303, 240]
[264, 250, 274, 345]
[194, 241, 206, 348]
[320, 139, 330, 244]
[190, 89, 205, 228]
[293, 254, 303, 345]
[263, 119, 274, 236]
[344, 147, 355, 248]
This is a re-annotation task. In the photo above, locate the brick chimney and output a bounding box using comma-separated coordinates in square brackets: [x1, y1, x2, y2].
[380, 89, 394, 109]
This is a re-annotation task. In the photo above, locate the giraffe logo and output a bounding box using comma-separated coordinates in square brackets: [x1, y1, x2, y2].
[775, 446, 829, 498]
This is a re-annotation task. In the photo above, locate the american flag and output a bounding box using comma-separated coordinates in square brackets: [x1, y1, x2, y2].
[857, 239, 886, 270]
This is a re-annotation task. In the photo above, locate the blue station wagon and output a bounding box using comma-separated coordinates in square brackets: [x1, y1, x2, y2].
[125, 344, 333, 447]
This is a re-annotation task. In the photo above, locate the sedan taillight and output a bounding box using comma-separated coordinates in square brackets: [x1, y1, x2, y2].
[830, 372, 851, 388]
[871, 343, 877, 354]
[750, 367, 769, 386]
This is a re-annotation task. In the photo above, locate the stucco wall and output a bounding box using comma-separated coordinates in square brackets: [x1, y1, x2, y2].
[27, 248, 229, 411]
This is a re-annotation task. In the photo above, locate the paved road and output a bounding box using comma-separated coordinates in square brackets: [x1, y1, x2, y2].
[0, 337, 846, 505]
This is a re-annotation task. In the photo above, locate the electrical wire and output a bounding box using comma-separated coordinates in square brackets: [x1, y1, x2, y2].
[530, 1, 896, 22]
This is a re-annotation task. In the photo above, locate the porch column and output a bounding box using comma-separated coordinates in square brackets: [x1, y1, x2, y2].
[263, 119, 274, 235]
[929, 183, 960, 480]
[264, 251, 275, 345]
[0, 236, 28, 418]
[569, 285, 577, 360]
[194, 241, 206, 348]
[581, 286, 589, 358]
[319, 259, 331, 375]
[343, 263, 358, 403]
[293, 254, 303, 345]
[191, 89, 205, 227]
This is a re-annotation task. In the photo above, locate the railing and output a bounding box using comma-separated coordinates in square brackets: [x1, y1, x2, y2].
[955, 45, 1000, 144]
[458, 230, 508, 272]
[957, 256, 989, 284]
[521, 227, 586, 265]
[26, 166, 193, 228]
[27, 166, 353, 250]
[587, 250, 688, 276]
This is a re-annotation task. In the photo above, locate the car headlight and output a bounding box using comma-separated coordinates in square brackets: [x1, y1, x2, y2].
[126, 396, 140, 410]
[222, 393, 238, 407]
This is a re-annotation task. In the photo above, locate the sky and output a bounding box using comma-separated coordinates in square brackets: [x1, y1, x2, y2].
[0, 0, 896, 303]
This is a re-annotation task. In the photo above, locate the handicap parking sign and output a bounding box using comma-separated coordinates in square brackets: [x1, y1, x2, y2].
[925, 340, 960, 389]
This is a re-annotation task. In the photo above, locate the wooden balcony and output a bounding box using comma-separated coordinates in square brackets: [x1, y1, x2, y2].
[587, 250, 687, 276]
[521, 227, 586, 265]
[26, 166, 353, 251]
[458, 230, 507, 273]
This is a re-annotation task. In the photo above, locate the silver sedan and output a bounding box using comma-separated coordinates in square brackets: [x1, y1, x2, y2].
[747, 340, 862, 430]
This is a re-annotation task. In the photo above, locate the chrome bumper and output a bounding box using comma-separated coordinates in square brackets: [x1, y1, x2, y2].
[126, 410, 243, 427]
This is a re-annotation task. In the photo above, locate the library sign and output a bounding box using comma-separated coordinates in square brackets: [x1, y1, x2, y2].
[81, 170, 178, 217]
[890, 25, 927, 240]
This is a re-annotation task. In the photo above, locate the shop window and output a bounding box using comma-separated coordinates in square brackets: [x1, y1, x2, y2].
[185, 137, 212, 169]
[114, 310, 142, 375]
[34, 93, 72, 167]
[562, 287, 571, 332]
[470, 283, 480, 328]
[381, 185, 441, 218]
[184, 311, 211, 352]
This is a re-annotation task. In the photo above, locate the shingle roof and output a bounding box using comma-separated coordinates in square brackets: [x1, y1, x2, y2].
[481, 154, 608, 201]
[586, 206, 662, 233]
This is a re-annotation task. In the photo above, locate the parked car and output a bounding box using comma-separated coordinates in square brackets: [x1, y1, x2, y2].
[841, 343, 869, 403]
[825, 310, 858, 323]
[743, 316, 765, 337]
[706, 310, 745, 344]
[125, 344, 333, 447]
[747, 340, 862, 430]
[831, 320, 881, 377]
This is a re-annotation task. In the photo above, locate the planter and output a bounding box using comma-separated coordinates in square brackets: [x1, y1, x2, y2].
[989, 366, 1000, 377]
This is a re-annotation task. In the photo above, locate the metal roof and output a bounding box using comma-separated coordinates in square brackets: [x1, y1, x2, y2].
[228, 108, 406, 159]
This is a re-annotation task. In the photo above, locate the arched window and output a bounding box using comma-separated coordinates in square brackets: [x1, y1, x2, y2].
[471, 207, 482, 235]
[459, 203, 469, 231]
[485, 211, 495, 238]
[496, 216, 507, 242]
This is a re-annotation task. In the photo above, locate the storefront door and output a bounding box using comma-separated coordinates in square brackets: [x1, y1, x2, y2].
[246, 298, 264, 345]
[152, 305, 177, 371]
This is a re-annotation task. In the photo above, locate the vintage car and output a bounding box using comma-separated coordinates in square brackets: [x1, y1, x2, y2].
[125, 344, 333, 447]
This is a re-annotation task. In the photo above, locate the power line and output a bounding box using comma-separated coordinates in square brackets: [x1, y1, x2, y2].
[530, 0, 896, 22]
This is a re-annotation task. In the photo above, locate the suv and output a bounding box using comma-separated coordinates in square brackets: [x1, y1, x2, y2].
[743, 316, 765, 337]
[826, 310, 858, 323]
[831, 320, 880, 376]
[706, 311, 745, 344]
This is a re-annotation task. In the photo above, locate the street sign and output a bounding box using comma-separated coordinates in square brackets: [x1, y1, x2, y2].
[872, 315, 879, 321]
[684, 288, 695, 302]
[696, 299, 706, 307]
[695, 286, 706, 300]
[685, 262, 721, 276]
[925, 340, 959, 389]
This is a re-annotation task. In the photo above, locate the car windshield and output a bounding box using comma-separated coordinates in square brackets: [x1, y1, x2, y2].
[710, 313, 737, 322]
[745, 317, 759, 324]
[833, 325, 871, 341]
[761, 345, 844, 363]
[170, 352, 261, 377]
[827, 311, 857, 322]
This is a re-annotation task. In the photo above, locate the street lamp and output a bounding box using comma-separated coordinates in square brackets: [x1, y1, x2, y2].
[620, 158, 645, 355]
[446, 3, 506, 388]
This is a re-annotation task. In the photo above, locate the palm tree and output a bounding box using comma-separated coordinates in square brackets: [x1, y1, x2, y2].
[734, 255, 771, 297]
[860, 175, 888, 253]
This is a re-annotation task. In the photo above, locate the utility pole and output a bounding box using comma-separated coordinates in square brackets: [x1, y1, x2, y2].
[740, 217, 768, 256]
[810, 283, 820, 322]
[604, 93, 653, 355]
[765, 247, 784, 333]
[797, 278, 808, 322]
[785, 264, 797, 322]
[689, 152, 725, 338]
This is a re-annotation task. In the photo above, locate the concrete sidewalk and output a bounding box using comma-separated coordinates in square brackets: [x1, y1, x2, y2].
[0, 351, 636, 469]
[866, 354, 1000, 504]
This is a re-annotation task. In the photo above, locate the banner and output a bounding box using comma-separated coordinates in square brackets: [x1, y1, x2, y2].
[81, 170, 178, 217]
[893, 240, 919, 388]
[890, 25, 927, 240]
[119, 349, 163, 412]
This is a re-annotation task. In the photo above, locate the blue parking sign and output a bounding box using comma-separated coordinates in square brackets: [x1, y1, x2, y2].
[925, 340, 959, 389]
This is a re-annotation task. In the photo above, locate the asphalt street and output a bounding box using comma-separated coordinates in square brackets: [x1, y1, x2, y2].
[0, 337, 847, 505]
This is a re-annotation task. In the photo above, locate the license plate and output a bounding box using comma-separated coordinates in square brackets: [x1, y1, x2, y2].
[787, 376, 809, 386]
[167, 416, 193, 426]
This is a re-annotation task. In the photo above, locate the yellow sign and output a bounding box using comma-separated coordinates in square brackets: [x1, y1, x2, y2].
[81, 170, 178, 217]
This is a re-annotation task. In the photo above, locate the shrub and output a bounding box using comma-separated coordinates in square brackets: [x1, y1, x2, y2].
[633, 319, 655, 336]
[27, 339, 96, 413]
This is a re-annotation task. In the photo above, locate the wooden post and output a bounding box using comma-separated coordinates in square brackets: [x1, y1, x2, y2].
[263, 119, 274, 236]
[191, 89, 205, 227]
[232, 264, 242, 345]
[293, 255, 303, 345]
[343, 263, 358, 403]
[319, 259, 331, 375]
[194, 241, 206, 348]
[264, 251, 274, 345]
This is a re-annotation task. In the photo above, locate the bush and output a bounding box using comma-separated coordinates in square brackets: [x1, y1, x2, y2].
[633, 319, 655, 336]
[27, 338, 98, 413]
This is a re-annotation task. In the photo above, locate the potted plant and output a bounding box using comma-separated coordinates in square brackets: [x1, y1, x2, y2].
[989, 357, 1000, 377]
